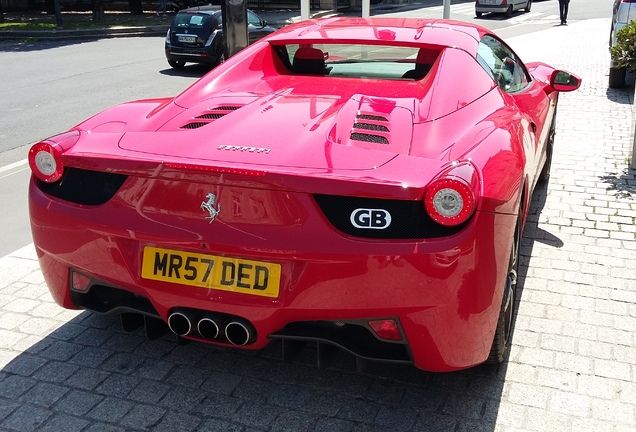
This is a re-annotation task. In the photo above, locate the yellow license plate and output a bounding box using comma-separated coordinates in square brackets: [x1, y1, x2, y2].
[141, 246, 281, 298]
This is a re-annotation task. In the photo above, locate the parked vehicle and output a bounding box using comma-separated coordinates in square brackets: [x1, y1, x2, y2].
[475, 0, 532, 18]
[164, 5, 276, 69]
[28, 17, 580, 372]
[609, 0, 636, 88]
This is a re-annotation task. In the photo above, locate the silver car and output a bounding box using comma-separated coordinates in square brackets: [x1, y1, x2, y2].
[475, 0, 532, 18]
[609, 0, 636, 88]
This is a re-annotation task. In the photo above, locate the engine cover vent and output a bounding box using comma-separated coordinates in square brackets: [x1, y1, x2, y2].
[180, 105, 242, 129]
[350, 113, 391, 145]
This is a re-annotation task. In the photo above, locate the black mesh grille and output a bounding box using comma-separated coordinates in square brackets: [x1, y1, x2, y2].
[354, 122, 390, 132]
[350, 133, 389, 144]
[357, 114, 388, 122]
[196, 113, 226, 120]
[71, 284, 159, 316]
[37, 168, 127, 206]
[181, 122, 208, 129]
[270, 320, 411, 362]
[181, 106, 241, 129]
[313, 194, 468, 239]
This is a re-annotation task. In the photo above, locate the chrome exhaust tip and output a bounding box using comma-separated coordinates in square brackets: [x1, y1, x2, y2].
[225, 321, 253, 346]
[167, 311, 192, 336]
[197, 317, 220, 339]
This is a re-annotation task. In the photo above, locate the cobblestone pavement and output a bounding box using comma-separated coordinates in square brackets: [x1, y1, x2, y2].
[1, 16, 635, 432]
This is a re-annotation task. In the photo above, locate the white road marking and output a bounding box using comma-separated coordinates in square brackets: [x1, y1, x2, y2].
[0, 159, 28, 174]
[428, 4, 475, 14]
[509, 12, 543, 24]
[0, 166, 28, 180]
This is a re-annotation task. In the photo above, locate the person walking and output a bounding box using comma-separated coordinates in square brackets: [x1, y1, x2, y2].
[558, 0, 570, 25]
[156, 0, 168, 16]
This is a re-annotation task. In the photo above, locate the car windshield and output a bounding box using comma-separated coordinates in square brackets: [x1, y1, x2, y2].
[281, 43, 441, 80]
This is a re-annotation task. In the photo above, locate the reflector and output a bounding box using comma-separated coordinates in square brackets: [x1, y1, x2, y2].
[71, 271, 91, 292]
[368, 319, 402, 341]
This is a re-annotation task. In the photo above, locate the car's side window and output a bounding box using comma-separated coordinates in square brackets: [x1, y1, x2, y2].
[248, 11, 262, 27]
[477, 35, 530, 93]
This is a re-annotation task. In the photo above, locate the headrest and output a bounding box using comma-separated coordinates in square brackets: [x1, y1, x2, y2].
[416, 49, 440, 64]
[294, 47, 325, 61]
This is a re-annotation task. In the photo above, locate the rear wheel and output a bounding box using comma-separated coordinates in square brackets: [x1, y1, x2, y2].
[168, 59, 185, 69]
[505, 5, 513, 18]
[524, 0, 531, 12]
[487, 211, 521, 364]
[217, 51, 226, 66]
[609, 66, 626, 88]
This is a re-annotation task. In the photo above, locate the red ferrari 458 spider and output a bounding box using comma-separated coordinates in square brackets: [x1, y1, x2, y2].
[28, 17, 580, 372]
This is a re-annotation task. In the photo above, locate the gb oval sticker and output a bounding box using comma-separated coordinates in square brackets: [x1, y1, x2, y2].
[350, 209, 392, 229]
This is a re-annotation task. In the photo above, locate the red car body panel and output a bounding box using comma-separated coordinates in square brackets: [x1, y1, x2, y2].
[28, 17, 578, 371]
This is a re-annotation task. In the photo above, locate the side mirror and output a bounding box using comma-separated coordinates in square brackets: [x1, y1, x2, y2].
[550, 70, 582, 92]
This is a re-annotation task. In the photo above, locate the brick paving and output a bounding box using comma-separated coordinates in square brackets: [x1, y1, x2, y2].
[1, 16, 635, 432]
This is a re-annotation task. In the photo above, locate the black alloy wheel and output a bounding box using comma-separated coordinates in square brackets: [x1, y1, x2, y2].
[487, 210, 521, 364]
[525, 0, 532, 12]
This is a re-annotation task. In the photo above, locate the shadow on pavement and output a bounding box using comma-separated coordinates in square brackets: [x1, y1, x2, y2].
[599, 169, 636, 200]
[160, 64, 212, 77]
[0, 38, 98, 52]
[0, 302, 511, 430]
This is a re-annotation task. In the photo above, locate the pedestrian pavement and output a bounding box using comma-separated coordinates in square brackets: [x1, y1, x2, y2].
[1, 14, 636, 432]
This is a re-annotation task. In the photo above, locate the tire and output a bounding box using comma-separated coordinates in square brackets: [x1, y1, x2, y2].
[524, 0, 531, 13]
[476, 11, 482, 18]
[539, 109, 556, 183]
[168, 59, 185, 69]
[487, 210, 521, 364]
[217, 51, 226, 66]
[609, 66, 626, 89]
[505, 5, 513, 18]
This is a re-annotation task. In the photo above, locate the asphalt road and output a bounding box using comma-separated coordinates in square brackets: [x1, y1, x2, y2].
[0, 37, 203, 256]
[0, 0, 615, 256]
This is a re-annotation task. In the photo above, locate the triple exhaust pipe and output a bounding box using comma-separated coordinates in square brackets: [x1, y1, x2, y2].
[167, 309, 256, 346]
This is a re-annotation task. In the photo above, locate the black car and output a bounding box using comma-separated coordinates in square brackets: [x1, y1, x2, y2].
[164, 6, 276, 69]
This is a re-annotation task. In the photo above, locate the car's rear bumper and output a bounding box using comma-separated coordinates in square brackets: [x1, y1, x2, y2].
[165, 45, 218, 65]
[29, 176, 516, 372]
[475, 4, 510, 14]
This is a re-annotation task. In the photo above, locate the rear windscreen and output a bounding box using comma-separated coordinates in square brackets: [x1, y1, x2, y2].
[174, 13, 215, 29]
[279, 43, 442, 80]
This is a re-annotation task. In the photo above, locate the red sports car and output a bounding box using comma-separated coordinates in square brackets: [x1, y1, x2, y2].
[28, 17, 580, 372]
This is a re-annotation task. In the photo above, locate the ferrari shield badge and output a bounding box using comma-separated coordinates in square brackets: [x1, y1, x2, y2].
[201, 193, 221, 223]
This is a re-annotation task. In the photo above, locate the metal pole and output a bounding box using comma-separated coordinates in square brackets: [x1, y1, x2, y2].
[362, 0, 370, 18]
[301, 0, 310, 20]
[443, 0, 450, 19]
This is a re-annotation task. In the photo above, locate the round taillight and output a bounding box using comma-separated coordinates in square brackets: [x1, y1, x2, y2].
[425, 178, 475, 226]
[28, 142, 64, 183]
